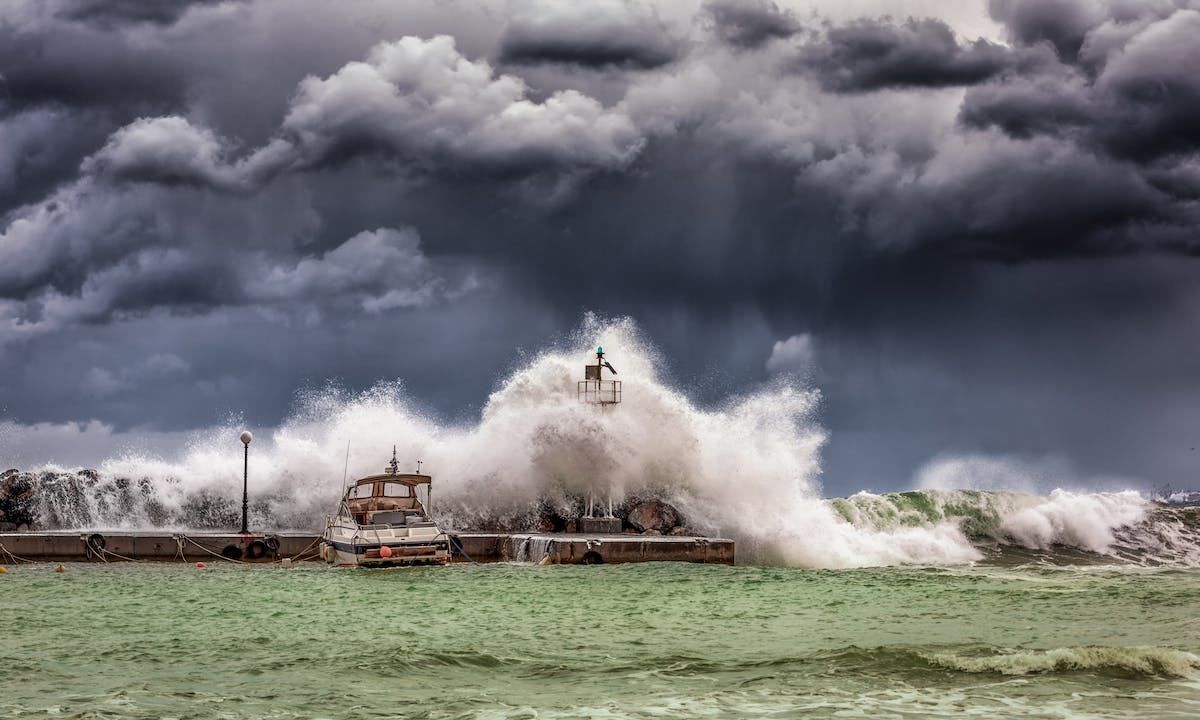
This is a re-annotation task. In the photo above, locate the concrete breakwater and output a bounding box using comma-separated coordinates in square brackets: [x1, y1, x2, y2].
[0, 531, 734, 565]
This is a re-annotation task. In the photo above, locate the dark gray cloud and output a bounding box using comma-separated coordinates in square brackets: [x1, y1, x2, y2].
[987, 0, 1106, 61]
[958, 70, 1094, 139]
[497, 0, 678, 69]
[2, 0, 1200, 495]
[54, 0, 232, 28]
[963, 6, 1200, 163]
[0, 26, 184, 115]
[797, 17, 1021, 92]
[703, 0, 800, 49]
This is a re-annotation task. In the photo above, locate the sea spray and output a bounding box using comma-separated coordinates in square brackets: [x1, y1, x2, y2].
[6, 317, 1195, 567]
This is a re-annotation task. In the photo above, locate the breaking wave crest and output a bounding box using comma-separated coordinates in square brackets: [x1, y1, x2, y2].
[5, 317, 1198, 568]
[833, 489, 1200, 566]
[924, 646, 1200, 679]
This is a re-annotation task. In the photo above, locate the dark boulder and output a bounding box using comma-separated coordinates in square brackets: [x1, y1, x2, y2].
[0, 470, 37, 529]
[625, 499, 682, 533]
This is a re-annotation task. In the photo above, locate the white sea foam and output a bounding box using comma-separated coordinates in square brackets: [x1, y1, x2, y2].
[999, 489, 1148, 554]
[926, 646, 1200, 678]
[16, 317, 1183, 568]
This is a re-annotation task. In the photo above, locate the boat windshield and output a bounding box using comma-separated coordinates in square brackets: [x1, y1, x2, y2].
[382, 482, 411, 498]
[347, 480, 414, 500]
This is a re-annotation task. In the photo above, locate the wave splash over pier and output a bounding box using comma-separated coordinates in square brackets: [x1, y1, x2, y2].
[6, 317, 1198, 568]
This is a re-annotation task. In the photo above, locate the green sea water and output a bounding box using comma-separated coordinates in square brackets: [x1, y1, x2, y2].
[2, 561, 1199, 719]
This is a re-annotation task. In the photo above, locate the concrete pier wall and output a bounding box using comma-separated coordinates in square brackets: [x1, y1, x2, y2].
[452, 533, 734, 565]
[1, 531, 735, 565]
[0, 532, 316, 563]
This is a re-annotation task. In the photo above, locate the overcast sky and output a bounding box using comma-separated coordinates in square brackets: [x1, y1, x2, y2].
[2, 0, 1199, 496]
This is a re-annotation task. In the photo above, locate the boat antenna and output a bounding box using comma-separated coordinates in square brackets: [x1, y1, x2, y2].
[342, 438, 351, 489]
[388, 445, 399, 475]
[416, 459, 423, 473]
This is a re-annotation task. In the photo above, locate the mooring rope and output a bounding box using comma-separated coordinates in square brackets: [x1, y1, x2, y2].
[284, 535, 322, 563]
[446, 533, 480, 565]
[99, 547, 138, 562]
[0, 543, 36, 564]
[178, 534, 247, 564]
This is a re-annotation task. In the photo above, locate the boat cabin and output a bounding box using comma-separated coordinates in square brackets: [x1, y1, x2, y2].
[343, 473, 432, 525]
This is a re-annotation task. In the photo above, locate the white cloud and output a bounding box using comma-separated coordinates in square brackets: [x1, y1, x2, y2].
[80, 353, 191, 398]
[83, 116, 245, 190]
[271, 34, 644, 175]
[914, 453, 1142, 494]
[0, 418, 200, 471]
[253, 227, 449, 312]
[766, 333, 816, 373]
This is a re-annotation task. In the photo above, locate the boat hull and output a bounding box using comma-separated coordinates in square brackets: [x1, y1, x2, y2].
[320, 538, 450, 568]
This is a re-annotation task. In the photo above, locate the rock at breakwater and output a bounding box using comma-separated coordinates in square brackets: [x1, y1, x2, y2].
[0, 469, 37, 530]
[625, 499, 683, 533]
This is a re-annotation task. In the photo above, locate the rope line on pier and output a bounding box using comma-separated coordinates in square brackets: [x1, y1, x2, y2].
[446, 534, 480, 565]
[0, 543, 36, 564]
[99, 547, 139, 562]
[287, 535, 322, 563]
[177, 534, 247, 564]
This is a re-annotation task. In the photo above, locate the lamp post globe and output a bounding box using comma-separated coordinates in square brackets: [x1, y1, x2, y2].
[239, 430, 252, 534]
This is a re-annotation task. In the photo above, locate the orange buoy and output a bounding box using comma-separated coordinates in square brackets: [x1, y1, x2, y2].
[55, 564, 65, 573]
[196, 562, 206, 569]
[380, 546, 393, 558]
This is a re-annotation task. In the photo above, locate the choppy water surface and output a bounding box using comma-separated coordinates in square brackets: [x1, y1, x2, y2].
[3, 561, 1198, 719]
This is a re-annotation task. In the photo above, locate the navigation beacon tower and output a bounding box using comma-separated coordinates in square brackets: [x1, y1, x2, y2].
[576, 346, 623, 532]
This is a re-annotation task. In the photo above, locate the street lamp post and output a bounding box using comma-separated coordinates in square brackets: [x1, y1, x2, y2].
[240, 431, 252, 534]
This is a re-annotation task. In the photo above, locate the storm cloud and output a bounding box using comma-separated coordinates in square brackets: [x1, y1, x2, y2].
[2, 0, 1200, 495]
[796, 17, 1021, 92]
[704, 0, 800, 50]
[499, 0, 680, 69]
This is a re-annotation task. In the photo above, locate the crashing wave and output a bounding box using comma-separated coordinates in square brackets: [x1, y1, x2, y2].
[4, 317, 1197, 568]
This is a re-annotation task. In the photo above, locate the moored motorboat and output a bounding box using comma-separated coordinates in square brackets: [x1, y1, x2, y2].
[319, 450, 450, 567]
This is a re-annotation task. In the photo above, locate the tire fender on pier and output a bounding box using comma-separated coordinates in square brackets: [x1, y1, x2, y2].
[85, 533, 106, 557]
[246, 539, 268, 560]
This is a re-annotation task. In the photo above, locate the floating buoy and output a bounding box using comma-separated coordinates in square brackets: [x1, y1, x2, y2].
[55, 564, 65, 573]
[0, 566, 7, 574]
[380, 546, 393, 559]
[196, 562, 206, 569]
